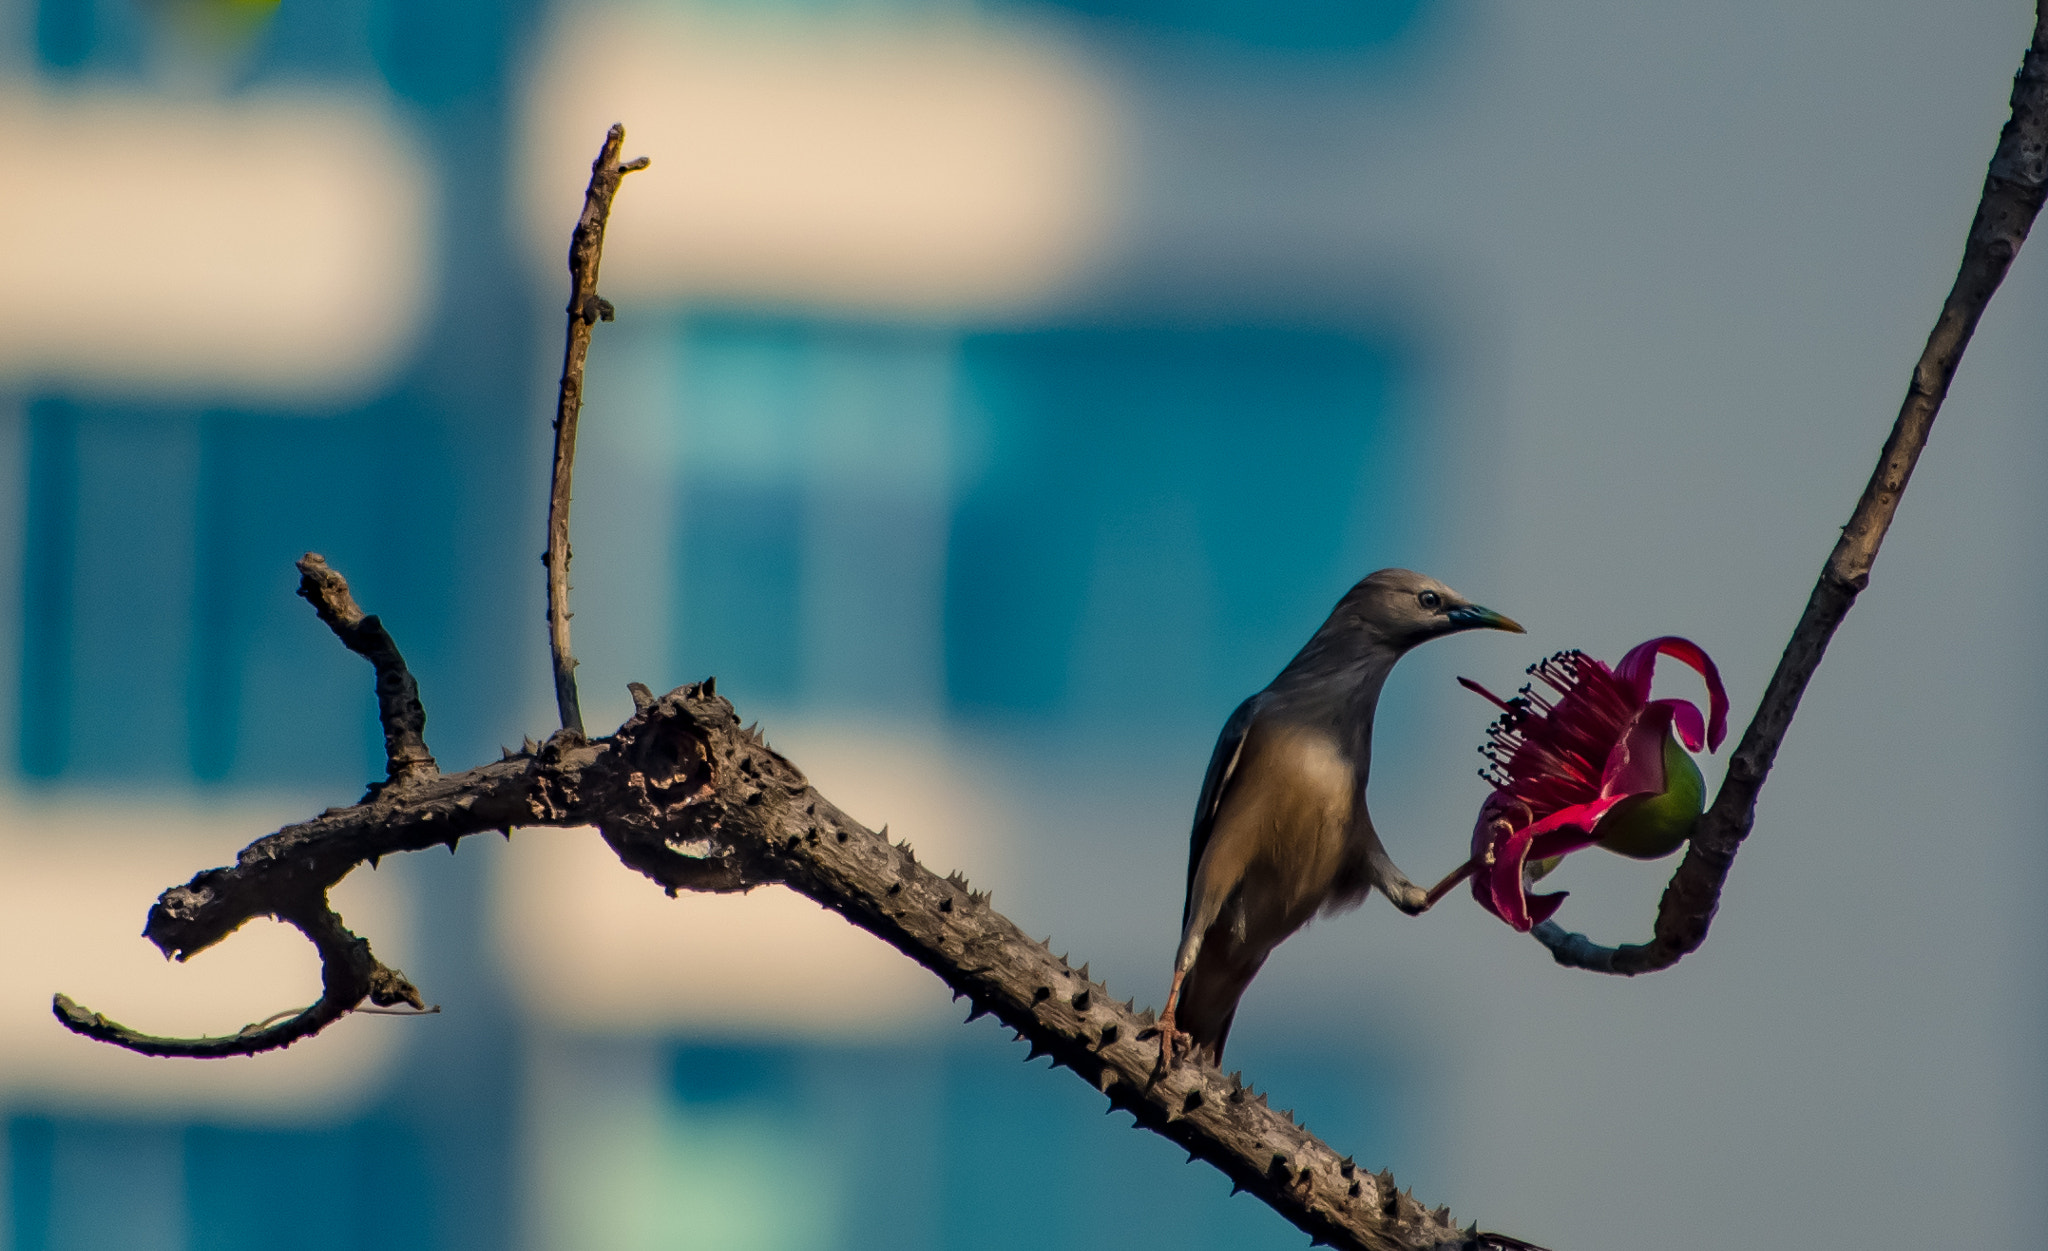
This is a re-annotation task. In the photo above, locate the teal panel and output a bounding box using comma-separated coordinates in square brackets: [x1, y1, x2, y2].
[946, 326, 1412, 723]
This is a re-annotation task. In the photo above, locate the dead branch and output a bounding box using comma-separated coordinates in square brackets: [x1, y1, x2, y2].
[1533, 1, 2048, 975]
[545, 123, 648, 738]
[55, 878, 427, 1059]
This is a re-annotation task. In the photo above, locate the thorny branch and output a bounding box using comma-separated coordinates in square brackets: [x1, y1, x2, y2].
[545, 123, 648, 738]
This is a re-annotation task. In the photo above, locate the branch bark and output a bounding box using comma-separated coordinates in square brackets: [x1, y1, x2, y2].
[56, 893, 427, 1058]
[545, 124, 649, 738]
[1534, 3, 2048, 974]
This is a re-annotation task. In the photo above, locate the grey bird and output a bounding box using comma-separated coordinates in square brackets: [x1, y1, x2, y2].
[1159, 569, 1523, 1067]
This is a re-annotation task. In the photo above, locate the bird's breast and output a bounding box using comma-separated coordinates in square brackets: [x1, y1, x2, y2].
[1222, 724, 1358, 921]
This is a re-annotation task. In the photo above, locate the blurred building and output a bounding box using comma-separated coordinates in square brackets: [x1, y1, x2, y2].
[0, 2, 2042, 1250]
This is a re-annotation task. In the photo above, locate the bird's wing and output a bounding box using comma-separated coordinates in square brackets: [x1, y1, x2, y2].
[1183, 694, 1258, 930]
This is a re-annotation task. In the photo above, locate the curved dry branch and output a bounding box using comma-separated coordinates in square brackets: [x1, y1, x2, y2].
[55, 895, 424, 1058]
[1534, 4, 2048, 975]
[545, 123, 649, 738]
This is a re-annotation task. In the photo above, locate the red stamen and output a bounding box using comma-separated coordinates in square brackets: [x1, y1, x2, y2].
[1456, 676, 1516, 713]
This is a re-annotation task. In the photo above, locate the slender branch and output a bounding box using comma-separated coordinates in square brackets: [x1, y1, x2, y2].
[1535, 4, 2048, 975]
[297, 553, 436, 786]
[545, 123, 649, 738]
[55, 892, 424, 1058]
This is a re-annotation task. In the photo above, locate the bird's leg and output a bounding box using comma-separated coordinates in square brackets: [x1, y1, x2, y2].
[1365, 844, 1433, 916]
[1156, 966, 1193, 1072]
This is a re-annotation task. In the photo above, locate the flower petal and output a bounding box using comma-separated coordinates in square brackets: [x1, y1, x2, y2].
[1614, 636, 1729, 751]
[1520, 797, 1626, 857]
[1659, 698, 1707, 752]
[1471, 795, 1622, 931]
[1524, 889, 1569, 927]
[1599, 703, 1674, 798]
[1470, 804, 1528, 927]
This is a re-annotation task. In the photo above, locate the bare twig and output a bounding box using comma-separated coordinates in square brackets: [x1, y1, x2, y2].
[1534, 3, 2048, 974]
[296, 553, 436, 786]
[55, 891, 423, 1058]
[545, 123, 649, 738]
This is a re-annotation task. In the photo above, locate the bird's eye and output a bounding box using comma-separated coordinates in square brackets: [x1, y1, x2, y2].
[1418, 590, 1443, 611]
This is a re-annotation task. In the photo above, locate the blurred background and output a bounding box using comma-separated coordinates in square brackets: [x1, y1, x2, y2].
[0, 0, 2043, 1248]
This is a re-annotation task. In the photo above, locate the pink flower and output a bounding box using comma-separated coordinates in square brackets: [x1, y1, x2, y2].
[1458, 637, 1729, 931]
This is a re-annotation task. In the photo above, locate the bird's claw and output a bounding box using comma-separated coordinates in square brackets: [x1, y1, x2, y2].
[1155, 1014, 1194, 1073]
[1391, 883, 1430, 916]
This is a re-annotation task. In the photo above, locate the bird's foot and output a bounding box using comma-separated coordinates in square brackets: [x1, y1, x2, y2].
[1153, 966, 1194, 1074]
[1391, 882, 1431, 916]
[1154, 1013, 1194, 1074]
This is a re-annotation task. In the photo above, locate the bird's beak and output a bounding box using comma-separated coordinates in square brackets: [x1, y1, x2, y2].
[1446, 603, 1525, 634]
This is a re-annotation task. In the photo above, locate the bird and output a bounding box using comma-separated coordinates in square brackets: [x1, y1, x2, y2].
[1158, 568, 1523, 1068]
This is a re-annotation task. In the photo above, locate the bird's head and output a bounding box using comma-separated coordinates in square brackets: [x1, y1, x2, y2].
[1337, 568, 1524, 651]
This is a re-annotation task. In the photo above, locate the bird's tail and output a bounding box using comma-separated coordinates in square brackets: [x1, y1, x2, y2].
[1178, 935, 1268, 1065]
